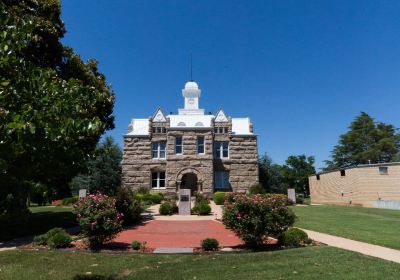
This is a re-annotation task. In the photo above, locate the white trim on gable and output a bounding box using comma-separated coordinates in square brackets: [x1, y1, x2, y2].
[152, 107, 167, 122]
[215, 109, 229, 122]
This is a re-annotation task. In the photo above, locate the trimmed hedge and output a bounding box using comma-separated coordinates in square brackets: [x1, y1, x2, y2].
[281, 228, 311, 247]
[33, 228, 72, 249]
[213, 192, 227, 205]
[192, 202, 211, 215]
[201, 238, 219, 251]
[159, 201, 178, 215]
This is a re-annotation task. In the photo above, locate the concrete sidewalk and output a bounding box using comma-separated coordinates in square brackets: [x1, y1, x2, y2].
[303, 229, 400, 264]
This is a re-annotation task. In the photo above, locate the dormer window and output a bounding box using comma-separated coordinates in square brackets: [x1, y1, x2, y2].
[195, 122, 204, 127]
[177, 122, 186, 127]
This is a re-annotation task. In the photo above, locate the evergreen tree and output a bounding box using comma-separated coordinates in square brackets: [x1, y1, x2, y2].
[70, 137, 122, 196]
[325, 112, 400, 170]
[258, 154, 285, 193]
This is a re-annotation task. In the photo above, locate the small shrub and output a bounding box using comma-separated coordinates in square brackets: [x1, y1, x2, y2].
[150, 192, 164, 204]
[248, 184, 266, 195]
[136, 186, 150, 195]
[73, 192, 123, 249]
[33, 228, 72, 248]
[159, 200, 178, 215]
[213, 192, 227, 205]
[281, 228, 310, 247]
[62, 196, 79, 206]
[201, 238, 219, 251]
[296, 196, 304, 204]
[46, 228, 72, 249]
[33, 234, 47, 245]
[115, 188, 143, 225]
[223, 193, 295, 246]
[194, 193, 209, 204]
[192, 202, 211, 215]
[131, 240, 141, 250]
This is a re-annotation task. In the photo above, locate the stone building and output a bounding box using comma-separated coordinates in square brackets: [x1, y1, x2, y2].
[309, 162, 400, 208]
[122, 80, 259, 195]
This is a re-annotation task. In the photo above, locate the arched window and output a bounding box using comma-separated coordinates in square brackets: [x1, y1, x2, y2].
[177, 122, 186, 127]
[195, 122, 204, 127]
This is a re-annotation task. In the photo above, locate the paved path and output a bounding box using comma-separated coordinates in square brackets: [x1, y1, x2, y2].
[113, 220, 243, 248]
[303, 229, 400, 264]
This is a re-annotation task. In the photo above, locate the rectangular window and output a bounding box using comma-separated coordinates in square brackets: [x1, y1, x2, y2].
[379, 166, 388, 175]
[316, 174, 320, 180]
[152, 142, 166, 159]
[214, 128, 218, 133]
[340, 169, 346, 177]
[151, 171, 166, 189]
[214, 171, 230, 190]
[197, 136, 205, 154]
[175, 136, 182, 154]
[214, 142, 229, 158]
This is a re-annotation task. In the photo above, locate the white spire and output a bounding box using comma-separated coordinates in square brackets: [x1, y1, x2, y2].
[179, 81, 204, 115]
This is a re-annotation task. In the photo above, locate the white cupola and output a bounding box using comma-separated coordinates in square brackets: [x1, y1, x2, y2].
[178, 81, 205, 115]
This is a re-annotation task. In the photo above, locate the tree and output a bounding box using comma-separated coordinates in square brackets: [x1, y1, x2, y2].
[280, 155, 315, 196]
[70, 137, 122, 196]
[258, 154, 285, 193]
[0, 0, 115, 213]
[325, 112, 400, 170]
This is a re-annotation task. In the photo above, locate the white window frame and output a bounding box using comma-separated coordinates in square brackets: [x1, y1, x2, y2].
[152, 142, 166, 159]
[214, 171, 230, 190]
[175, 136, 183, 155]
[197, 136, 205, 154]
[214, 142, 229, 159]
[151, 171, 166, 189]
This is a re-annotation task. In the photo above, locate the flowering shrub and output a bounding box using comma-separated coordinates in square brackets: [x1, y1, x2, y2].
[73, 192, 123, 249]
[115, 188, 143, 225]
[222, 193, 295, 246]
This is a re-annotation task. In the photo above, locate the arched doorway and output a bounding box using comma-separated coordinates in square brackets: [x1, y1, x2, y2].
[180, 173, 198, 195]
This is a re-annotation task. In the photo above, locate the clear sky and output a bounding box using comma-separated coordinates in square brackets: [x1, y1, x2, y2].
[61, 0, 400, 170]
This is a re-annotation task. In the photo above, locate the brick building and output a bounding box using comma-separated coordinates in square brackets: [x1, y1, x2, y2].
[122, 81, 259, 195]
[309, 162, 400, 208]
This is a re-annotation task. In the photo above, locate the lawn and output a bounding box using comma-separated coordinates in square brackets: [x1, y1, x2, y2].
[292, 205, 400, 249]
[0, 206, 77, 241]
[0, 247, 399, 279]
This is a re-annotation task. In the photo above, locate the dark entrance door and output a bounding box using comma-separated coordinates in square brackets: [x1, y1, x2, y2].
[180, 173, 198, 195]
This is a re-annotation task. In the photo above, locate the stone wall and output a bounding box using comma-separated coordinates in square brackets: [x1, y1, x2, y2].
[122, 118, 259, 194]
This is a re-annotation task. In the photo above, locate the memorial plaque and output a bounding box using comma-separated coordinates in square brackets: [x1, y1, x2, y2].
[79, 189, 87, 198]
[287, 188, 296, 204]
[179, 189, 191, 215]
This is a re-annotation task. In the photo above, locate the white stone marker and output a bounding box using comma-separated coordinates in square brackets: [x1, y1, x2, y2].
[79, 189, 87, 199]
[179, 189, 191, 215]
[287, 188, 296, 204]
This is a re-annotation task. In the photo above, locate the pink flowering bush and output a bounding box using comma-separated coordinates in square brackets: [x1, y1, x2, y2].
[222, 193, 295, 247]
[73, 192, 123, 249]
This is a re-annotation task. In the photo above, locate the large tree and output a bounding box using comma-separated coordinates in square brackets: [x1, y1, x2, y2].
[325, 112, 400, 170]
[258, 154, 285, 193]
[280, 155, 315, 196]
[70, 136, 122, 196]
[0, 0, 115, 212]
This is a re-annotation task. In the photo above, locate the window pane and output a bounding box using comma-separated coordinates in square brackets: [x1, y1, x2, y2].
[152, 143, 158, 158]
[222, 172, 229, 187]
[198, 136, 204, 154]
[215, 143, 221, 158]
[160, 150, 166, 158]
[159, 179, 165, 188]
[151, 172, 158, 188]
[214, 128, 218, 133]
[159, 172, 165, 180]
[222, 142, 229, 158]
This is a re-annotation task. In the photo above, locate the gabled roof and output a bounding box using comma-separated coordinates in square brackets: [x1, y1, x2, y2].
[152, 107, 167, 122]
[215, 109, 229, 122]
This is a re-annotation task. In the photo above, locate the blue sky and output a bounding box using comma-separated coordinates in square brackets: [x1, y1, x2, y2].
[61, 0, 400, 170]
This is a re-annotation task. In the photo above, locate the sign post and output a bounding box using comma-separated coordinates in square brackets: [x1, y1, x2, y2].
[179, 189, 191, 215]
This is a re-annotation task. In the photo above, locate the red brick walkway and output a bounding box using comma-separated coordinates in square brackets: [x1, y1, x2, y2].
[112, 220, 244, 248]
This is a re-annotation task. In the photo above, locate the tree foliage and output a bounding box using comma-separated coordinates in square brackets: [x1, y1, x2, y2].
[325, 112, 400, 170]
[0, 0, 115, 209]
[70, 137, 122, 196]
[258, 154, 285, 193]
[281, 155, 315, 195]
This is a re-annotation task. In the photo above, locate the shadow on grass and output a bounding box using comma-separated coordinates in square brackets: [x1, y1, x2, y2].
[73, 275, 117, 280]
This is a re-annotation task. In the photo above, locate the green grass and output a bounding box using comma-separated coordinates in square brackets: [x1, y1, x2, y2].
[0, 206, 77, 241]
[292, 205, 400, 249]
[0, 247, 399, 279]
